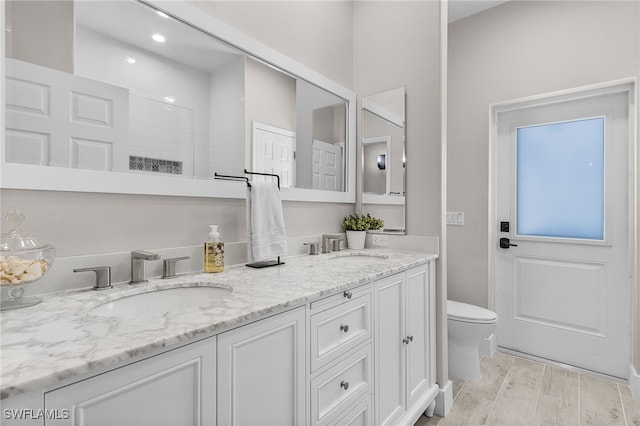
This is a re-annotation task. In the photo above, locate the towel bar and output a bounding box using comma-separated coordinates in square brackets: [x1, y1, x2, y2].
[213, 169, 284, 268]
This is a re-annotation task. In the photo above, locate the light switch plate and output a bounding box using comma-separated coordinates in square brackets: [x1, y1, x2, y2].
[446, 211, 464, 226]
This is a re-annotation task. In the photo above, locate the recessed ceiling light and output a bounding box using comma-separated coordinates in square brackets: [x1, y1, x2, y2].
[152, 34, 166, 43]
[156, 11, 169, 19]
[125, 56, 136, 64]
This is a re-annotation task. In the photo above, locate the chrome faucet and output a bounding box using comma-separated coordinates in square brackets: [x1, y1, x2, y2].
[73, 266, 112, 291]
[130, 250, 160, 284]
[161, 256, 190, 279]
[321, 234, 344, 254]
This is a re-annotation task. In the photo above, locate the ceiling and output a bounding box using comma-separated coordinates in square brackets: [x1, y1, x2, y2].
[74, 1, 242, 72]
[448, 0, 510, 23]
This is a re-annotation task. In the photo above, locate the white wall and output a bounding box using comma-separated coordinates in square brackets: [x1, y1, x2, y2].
[189, 1, 354, 89]
[637, 0, 640, 386]
[209, 56, 246, 177]
[353, 1, 441, 238]
[448, 0, 639, 369]
[5, 0, 73, 73]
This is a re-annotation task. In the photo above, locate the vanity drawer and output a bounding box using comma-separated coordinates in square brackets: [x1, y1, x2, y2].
[310, 292, 372, 371]
[310, 343, 372, 426]
[329, 393, 373, 426]
[311, 283, 371, 312]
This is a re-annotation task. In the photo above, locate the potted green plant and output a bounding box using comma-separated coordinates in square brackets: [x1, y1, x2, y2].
[342, 214, 384, 249]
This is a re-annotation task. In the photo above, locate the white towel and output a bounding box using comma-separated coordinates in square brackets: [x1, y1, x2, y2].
[246, 181, 287, 262]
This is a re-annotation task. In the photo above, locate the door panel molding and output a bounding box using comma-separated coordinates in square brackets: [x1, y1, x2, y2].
[513, 255, 607, 336]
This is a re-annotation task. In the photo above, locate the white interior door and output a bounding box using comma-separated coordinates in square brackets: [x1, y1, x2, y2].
[494, 83, 632, 379]
[252, 122, 295, 187]
[312, 139, 343, 191]
[5, 58, 128, 171]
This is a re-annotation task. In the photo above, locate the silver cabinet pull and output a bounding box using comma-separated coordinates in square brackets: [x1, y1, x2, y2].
[343, 290, 353, 299]
[340, 380, 349, 390]
[340, 324, 349, 333]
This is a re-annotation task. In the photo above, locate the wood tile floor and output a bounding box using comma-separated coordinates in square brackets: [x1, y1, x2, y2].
[416, 352, 640, 426]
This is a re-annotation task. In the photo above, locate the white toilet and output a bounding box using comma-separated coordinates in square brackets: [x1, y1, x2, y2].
[447, 299, 498, 381]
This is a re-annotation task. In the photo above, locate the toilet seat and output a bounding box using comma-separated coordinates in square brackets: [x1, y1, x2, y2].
[447, 300, 497, 324]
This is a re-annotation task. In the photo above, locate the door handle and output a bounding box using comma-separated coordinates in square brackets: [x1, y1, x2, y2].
[499, 237, 518, 249]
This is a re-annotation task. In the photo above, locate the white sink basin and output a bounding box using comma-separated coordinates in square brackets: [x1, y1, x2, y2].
[90, 285, 232, 317]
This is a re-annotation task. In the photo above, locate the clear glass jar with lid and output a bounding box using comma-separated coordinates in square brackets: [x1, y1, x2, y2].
[0, 209, 55, 310]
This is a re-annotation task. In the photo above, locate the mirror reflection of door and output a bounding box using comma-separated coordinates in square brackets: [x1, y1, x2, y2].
[252, 122, 295, 187]
[294, 82, 348, 192]
[312, 140, 343, 191]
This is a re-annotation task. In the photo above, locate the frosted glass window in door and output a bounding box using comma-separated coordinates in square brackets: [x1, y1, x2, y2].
[516, 117, 605, 240]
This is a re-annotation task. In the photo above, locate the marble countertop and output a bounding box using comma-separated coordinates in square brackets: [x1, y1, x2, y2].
[1, 249, 436, 400]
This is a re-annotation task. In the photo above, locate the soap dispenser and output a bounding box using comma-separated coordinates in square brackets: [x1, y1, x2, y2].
[204, 225, 224, 273]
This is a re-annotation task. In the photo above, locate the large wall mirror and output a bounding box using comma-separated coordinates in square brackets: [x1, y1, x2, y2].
[361, 87, 406, 234]
[1, 0, 355, 202]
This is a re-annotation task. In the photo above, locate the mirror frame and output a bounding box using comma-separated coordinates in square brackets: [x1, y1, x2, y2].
[0, 0, 356, 203]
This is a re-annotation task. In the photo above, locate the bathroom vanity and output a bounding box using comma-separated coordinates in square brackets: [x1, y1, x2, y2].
[1, 250, 437, 426]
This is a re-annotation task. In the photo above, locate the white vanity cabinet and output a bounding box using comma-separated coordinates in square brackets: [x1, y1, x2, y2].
[374, 263, 437, 426]
[44, 337, 217, 426]
[3, 256, 438, 426]
[217, 306, 306, 426]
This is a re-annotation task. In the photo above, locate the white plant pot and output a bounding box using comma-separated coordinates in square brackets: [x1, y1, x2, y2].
[345, 230, 366, 250]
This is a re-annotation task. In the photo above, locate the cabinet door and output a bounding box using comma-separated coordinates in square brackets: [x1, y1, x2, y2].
[405, 263, 434, 408]
[44, 338, 216, 426]
[374, 273, 406, 426]
[217, 307, 306, 426]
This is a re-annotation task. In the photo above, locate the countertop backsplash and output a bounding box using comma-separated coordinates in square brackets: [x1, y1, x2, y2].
[1, 235, 322, 297]
[3, 234, 439, 298]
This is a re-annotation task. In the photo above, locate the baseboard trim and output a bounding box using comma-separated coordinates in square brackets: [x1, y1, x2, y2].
[630, 365, 640, 399]
[434, 380, 453, 417]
